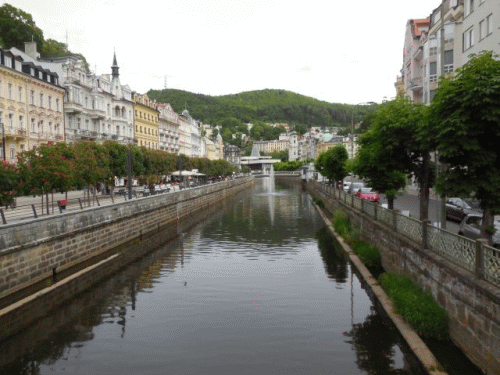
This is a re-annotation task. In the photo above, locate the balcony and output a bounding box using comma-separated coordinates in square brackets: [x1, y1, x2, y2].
[413, 46, 423, 61]
[410, 77, 423, 92]
[64, 101, 83, 114]
[89, 108, 106, 119]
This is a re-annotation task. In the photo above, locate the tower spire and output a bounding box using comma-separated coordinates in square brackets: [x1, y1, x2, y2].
[112, 49, 119, 78]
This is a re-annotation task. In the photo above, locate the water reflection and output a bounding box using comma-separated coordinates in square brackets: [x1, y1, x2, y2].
[0, 179, 427, 375]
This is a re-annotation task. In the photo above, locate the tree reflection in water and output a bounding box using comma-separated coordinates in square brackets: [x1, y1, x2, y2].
[316, 226, 348, 283]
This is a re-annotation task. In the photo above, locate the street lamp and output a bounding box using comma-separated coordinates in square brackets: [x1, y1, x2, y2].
[1, 122, 5, 161]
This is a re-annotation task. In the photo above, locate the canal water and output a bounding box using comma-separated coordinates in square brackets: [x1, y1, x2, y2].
[1, 178, 429, 374]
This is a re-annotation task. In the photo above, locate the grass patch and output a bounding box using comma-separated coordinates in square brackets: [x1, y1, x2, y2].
[313, 197, 325, 208]
[332, 210, 382, 271]
[379, 273, 449, 340]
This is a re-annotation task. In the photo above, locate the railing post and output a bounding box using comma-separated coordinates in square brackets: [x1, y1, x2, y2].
[393, 209, 398, 231]
[0, 208, 6, 224]
[475, 239, 486, 279]
[31, 204, 38, 218]
[78, 198, 83, 209]
[422, 219, 430, 249]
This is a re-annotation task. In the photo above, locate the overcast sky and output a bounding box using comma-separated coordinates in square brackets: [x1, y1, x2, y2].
[5, 0, 439, 104]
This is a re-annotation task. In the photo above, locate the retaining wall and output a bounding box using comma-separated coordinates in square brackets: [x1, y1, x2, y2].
[307, 181, 500, 375]
[0, 177, 253, 301]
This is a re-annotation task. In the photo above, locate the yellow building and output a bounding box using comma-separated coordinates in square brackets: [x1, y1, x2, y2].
[133, 93, 159, 149]
[0, 48, 65, 163]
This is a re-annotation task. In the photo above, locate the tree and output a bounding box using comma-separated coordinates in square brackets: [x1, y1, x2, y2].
[316, 145, 349, 185]
[0, 4, 44, 51]
[428, 52, 500, 239]
[0, 161, 18, 206]
[351, 98, 429, 211]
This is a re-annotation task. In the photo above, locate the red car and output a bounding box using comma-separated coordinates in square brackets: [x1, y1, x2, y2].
[356, 187, 380, 203]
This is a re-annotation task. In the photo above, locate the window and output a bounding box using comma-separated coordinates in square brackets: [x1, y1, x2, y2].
[444, 50, 454, 73]
[18, 86, 22, 102]
[56, 99, 60, 111]
[30, 90, 34, 104]
[48, 96, 52, 109]
[10, 147, 15, 162]
[450, 0, 458, 6]
[40, 93, 44, 107]
[430, 90, 436, 101]
[480, 19, 486, 39]
[31, 118, 35, 132]
[429, 62, 438, 82]
[487, 14, 493, 35]
[464, 0, 474, 17]
[19, 115, 23, 130]
[8, 83, 13, 99]
[8, 114, 13, 129]
[429, 47, 437, 56]
[463, 27, 474, 51]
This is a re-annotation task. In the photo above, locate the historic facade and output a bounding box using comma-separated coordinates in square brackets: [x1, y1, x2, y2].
[133, 93, 159, 149]
[157, 103, 179, 154]
[0, 46, 64, 162]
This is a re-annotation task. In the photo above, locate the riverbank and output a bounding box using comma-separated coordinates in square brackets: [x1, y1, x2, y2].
[0, 177, 253, 341]
[311, 200, 448, 375]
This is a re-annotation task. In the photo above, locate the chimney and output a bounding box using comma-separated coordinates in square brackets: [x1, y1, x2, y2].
[24, 41, 40, 60]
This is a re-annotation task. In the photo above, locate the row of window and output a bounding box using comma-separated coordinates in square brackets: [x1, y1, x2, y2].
[463, 13, 493, 51]
[464, 0, 487, 18]
[135, 110, 158, 123]
[0, 81, 62, 111]
[135, 125, 158, 136]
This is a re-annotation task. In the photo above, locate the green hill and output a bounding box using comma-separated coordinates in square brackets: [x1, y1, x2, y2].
[147, 88, 376, 132]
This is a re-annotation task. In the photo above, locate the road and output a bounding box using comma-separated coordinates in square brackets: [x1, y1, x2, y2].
[379, 192, 461, 233]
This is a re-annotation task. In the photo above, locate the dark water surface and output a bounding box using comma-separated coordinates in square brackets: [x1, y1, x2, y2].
[1, 179, 427, 374]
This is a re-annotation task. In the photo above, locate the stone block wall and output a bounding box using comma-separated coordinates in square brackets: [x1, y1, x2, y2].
[307, 182, 500, 375]
[0, 178, 252, 300]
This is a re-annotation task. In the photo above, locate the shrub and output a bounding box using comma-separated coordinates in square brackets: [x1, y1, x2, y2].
[313, 197, 325, 208]
[354, 241, 381, 269]
[379, 273, 449, 340]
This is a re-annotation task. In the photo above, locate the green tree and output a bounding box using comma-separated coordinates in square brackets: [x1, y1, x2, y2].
[317, 145, 349, 185]
[0, 4, 44, 51]
[351, 98, 428, 210]
[428, 52, 500, 238]
[0, 161, 19, 206]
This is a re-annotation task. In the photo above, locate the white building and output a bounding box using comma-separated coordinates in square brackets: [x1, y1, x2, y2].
[402, 18, 430, 102]
[157, 102, 180, 154]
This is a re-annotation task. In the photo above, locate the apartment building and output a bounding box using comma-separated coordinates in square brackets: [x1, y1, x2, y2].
[133, 93, 159, 149]
[402, 18, 430, 102]
[157, 102, 180, 154]
[422, 0, 464, 104]
[0, 47, 64, 162]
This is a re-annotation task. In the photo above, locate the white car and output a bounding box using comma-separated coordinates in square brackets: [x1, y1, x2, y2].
[343, 181, 351, 192]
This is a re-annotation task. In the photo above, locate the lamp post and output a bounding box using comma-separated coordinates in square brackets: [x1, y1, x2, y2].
[1, 122, 5, 161]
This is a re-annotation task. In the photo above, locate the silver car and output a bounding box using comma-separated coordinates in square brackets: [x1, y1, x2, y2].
[347, 182, 365, 194]
[458, 213, 500, 248]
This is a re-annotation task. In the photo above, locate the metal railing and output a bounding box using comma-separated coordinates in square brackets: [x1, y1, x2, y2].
[311, 180, 500, 288]
[0, 179, 239, 226]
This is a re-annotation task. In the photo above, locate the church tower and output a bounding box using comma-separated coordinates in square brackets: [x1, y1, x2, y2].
[110, 52, 123, 99]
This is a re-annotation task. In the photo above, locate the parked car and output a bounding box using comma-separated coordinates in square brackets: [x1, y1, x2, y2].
[347, 182, 364, 194]
[343, 181, 351, 192]
[458, 213, 500, 248]
[446, 197, 475, 222]
[355, 187, 380, 203]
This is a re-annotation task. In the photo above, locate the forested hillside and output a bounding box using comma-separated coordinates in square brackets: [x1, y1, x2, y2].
[147, 88, 376, 133]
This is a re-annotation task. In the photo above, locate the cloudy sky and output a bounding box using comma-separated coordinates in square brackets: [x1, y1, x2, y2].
[5, 0, 439, 104]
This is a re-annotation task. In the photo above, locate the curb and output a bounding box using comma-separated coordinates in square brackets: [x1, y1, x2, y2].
[312, 202, 448, 375]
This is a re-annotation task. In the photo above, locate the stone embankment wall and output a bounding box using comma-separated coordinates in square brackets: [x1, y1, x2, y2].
[307, 182, 500, 375]
[0, 178, 253, 301]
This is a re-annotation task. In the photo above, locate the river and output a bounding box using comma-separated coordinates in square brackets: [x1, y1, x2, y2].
[0, 178, 438, 374]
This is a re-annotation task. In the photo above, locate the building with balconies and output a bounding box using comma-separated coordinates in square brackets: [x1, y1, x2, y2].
[0, 46, 64, 162]
[133, 93, 159, 149]
[421, 0, 464, 104]
[157, 102, 180, 154]
[402, 18, 430, 102]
